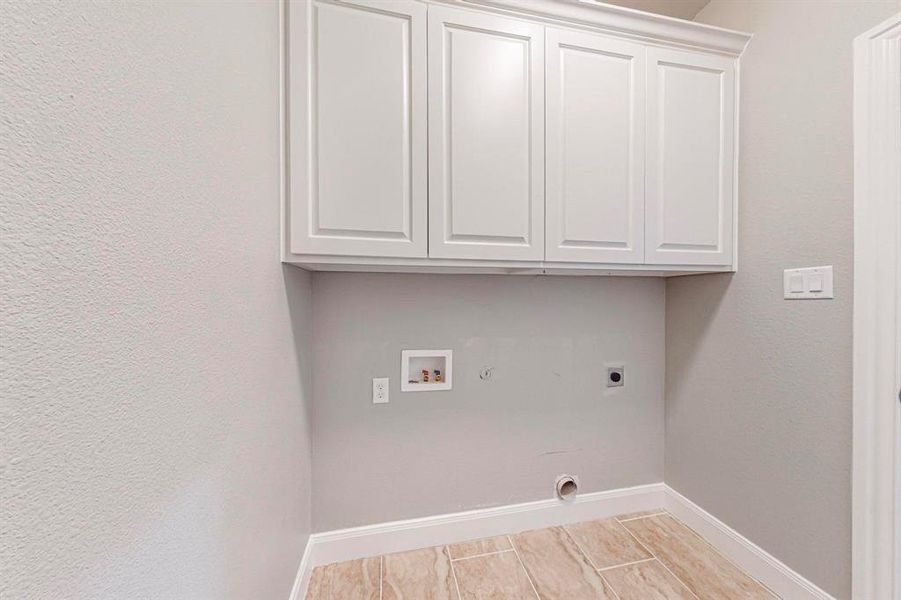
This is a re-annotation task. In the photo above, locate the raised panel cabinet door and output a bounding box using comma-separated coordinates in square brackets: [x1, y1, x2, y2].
[645, 48, 736, 266]
[545, 29, 645, 264]
[428, 6, 545, 261]
[289, 0, 427, 257]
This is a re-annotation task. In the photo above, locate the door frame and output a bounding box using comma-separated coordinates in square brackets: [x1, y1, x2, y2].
[852, 12, 901, 600]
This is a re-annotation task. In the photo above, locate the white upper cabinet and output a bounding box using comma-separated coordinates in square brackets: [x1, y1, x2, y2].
[427, 6, 545, 261]
[545, 29, 645, 264]
[288, 0, 427, 258]
[285, 0, 751, 274]
[645, 47, 736, 266]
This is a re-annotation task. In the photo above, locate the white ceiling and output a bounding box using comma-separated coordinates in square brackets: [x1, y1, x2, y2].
[599, 0, 711, 20]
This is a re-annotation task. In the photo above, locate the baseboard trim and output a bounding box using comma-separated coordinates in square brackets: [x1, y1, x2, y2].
[288, 536, 314, 600]
[313, 482, 665, 566]
[289, 482, 834, 600]
[289, 481, 665, 599]
[664, 485, 835, 600]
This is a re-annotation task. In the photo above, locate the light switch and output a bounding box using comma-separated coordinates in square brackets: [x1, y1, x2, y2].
[808, 274, 824, 292]
[783, 266, 833, 299]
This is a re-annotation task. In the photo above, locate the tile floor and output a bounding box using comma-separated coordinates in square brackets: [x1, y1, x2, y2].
[305, 510, 778, 599]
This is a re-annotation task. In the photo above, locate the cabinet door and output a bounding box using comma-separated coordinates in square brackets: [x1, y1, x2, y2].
[428, 6, 545, 260]
[645, 48, 735, 266]
[545, 29, 645, 264]
[289, 0, 427, 258]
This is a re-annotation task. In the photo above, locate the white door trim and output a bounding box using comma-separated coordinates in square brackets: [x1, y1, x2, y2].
[852, 12, 901, 600]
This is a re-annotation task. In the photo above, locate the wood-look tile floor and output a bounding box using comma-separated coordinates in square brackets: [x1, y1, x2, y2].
[306, 510, 778, 599]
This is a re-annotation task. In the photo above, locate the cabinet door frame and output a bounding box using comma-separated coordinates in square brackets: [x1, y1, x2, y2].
[289, 0, 428, 258]
[545, 28, 646, 264]
[427, 5, 545, 261]
[645, 46, 736, 266]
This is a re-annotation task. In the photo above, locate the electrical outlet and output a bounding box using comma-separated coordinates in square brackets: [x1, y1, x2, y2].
[372, 377, 389, 404]
[606, 364, 625, 388]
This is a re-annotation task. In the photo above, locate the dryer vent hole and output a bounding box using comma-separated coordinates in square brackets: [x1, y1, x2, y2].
[556, 475, 578, 500]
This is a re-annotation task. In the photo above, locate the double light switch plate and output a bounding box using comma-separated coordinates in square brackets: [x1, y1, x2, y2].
[783, 266, 833, 299]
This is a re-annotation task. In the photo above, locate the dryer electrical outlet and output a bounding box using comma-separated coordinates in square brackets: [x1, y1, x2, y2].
[605, 363, 625, 389]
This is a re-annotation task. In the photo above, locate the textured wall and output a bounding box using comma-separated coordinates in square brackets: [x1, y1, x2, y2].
[666, 1, 901, 597]
[311, 273, 665, 531]
[0, 2, 312, 598]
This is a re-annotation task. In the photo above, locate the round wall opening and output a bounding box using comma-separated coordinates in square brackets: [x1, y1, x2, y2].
[555, 475, 578, 501]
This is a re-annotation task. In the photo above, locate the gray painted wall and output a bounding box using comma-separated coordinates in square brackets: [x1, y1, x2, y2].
[311, 273, 665, 531]
[666, 1, 901, 597]
[1, 2, 312, 598]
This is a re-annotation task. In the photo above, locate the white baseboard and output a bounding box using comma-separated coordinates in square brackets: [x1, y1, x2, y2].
[289, 482, 834, 600]
[289, 482, 665, 599]
[309, 482, 665, 567]
[664, 485, 835, 600]
[288, 537, 314, 600]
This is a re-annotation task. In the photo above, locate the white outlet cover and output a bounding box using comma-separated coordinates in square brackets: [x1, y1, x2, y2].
[783, 266, 834, 299]
[372, 377, 389, 404]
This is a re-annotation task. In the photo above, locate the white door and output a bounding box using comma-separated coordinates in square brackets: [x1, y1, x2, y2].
[545, 29, 645, 264]
[428, 6, 545, 261]
[645, 47, 735, 266]
[289, 0, 427, 258]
